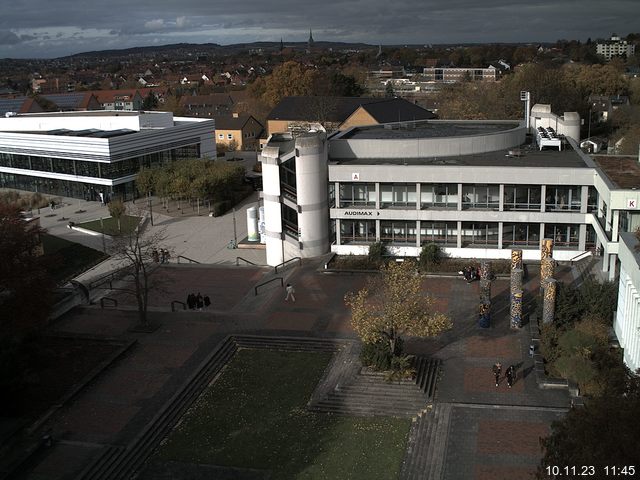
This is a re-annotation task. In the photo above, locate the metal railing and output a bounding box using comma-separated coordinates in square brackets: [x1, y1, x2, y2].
[177, 255, 200, 264]
[254, 277, 283, 296]
[100, 297, 118, 308]
[569, 251, 593, 265]
[236, 257, 258, 266]
[89, 265, 132, 290]
[274, 257, 301, 274]
[171, 300, 186, 312]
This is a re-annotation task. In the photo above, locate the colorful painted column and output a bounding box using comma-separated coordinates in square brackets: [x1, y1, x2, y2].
[510, 289, 523, 328]
[542, 278, 557, 324]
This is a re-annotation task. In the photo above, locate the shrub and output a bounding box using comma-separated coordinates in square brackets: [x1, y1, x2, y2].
[385, 354, 417, 381]
[211, 201, 231, 217]
[368, 241, 386, 265]
[360, 337, 405, 371]
[418, 243, 442, 271]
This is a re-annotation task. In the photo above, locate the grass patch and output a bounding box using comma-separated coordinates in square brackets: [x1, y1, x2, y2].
[42, 234, 107, 283]
[154, 349, 410, 479]
[75, 215, 141, 236]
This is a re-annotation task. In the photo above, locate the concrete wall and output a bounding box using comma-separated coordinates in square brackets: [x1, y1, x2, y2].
[329, 123, 525, 159]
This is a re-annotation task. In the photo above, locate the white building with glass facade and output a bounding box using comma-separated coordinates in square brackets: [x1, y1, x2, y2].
[615, 232, 640, 373]
[0, 111, 215, 201]
[259, 104, 640, 285]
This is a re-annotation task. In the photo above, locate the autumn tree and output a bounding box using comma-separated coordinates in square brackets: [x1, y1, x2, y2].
[108, 198, 127, 233]
[249, 61, 319, 107]
[109, 209, 168, 327]
[0, 204, 53, 405]
[537, 376, 640, 477]
[344, 260, 451, 356]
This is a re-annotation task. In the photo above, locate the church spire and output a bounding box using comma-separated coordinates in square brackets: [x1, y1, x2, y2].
[307, 29, 314, 51]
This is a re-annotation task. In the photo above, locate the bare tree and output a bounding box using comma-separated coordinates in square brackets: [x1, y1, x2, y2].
[110, 208, 170, 327]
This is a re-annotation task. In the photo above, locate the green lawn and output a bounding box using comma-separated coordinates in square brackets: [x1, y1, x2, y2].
[75, 215, 141, 236]
[154, 349, 410, 479]
[41, 234, 107, 283]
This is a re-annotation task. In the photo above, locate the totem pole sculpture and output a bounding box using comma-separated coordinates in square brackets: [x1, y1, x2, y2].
[478, 261, 492, 328]
[542, 278, 557, 324]
[510, 249, 524, 328]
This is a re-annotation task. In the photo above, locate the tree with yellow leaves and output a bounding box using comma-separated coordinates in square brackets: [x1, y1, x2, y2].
[344, 259, 452, 357]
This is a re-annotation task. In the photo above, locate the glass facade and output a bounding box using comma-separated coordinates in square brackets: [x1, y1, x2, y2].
[544, 223, 580, 248]
[282, 204, 298, 239]
[461, 222, 499, 246]
[502, 223, 540, 247]
[340, 220, 376, 244]
[380, 184, 417, 208]
[546, 186, 581, 211]
[462, 185, 500, 210]
[279, 158, 297, 200]
[503, 185, 541, 211]
[380, 220, 416, 244]
[421, 184, 457, 208]
[339, 183, 376, 207]
[420, 221, 457, 246]
[0, 144, 202, 201]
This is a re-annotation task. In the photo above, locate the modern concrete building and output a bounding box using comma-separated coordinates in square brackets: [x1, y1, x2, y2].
[422, 66, 498, 82]
[597, 34, 636, 60]
[259, 102, 640, 284]
[615, 232, 640, 373]
[0, 111, 215, 201]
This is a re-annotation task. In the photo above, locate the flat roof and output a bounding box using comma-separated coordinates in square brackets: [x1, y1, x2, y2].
[338, 120, 520, 140]
[330, 142, 589, 169]
[593, 156, 640, 189]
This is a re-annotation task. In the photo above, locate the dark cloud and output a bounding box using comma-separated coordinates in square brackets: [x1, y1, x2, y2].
[0, 0, 638, 57]
[0, 30, 21, 45]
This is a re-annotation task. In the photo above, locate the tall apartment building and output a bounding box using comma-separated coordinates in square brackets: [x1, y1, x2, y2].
[597, 34, 636, 60]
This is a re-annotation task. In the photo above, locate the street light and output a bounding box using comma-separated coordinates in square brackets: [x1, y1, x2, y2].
[147, 191, 154, 226]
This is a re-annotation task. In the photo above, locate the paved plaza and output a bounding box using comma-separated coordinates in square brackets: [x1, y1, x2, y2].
[10, 193, 574, 479]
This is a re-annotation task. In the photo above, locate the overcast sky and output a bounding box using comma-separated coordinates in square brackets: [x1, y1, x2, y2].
[0, 0, 638, 59]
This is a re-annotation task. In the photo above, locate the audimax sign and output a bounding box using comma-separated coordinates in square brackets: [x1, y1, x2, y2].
[343, 210, 380, 216]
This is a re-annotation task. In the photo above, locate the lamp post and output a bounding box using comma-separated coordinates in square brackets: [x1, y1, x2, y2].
[147, 191, 154, 226]
[232, 207, 237, 247]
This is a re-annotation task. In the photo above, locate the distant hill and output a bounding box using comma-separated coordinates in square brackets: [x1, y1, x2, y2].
[61, 41, 377, 60]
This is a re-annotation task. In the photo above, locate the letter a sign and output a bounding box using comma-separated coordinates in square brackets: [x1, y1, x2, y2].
[628, 199, 638, 209]
[352, 173, 360, 181]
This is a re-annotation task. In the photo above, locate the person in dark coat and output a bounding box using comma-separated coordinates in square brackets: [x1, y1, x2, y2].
[492, 362, 502, 387]
[203, 295, 211, 308]
[196, 292, 204, 311]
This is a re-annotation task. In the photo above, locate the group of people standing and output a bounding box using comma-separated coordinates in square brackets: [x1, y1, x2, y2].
[492, 362, 516, 388]
[152, 249, 170, 263]
[187, 292, 210, 311]
[461, 265, 479, 283]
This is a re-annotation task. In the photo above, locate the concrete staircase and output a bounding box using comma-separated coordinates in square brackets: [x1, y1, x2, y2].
[400, 403, 453, 480]
[308, 356, 441, 417]
[75, 335, 345, 480]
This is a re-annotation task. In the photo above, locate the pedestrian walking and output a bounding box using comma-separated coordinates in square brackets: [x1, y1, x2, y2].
[187, 293, 195, 310]
[285, 283, 296, 302]
[506, 365, 515, 388]
[160, 249, 165, 263]
[492, 362, 502, 387]
[152, 249, 160, 263]
[203, 295, 211, 308]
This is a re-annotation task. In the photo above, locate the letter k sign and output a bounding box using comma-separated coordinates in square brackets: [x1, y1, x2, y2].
[628, 199, 637, 209]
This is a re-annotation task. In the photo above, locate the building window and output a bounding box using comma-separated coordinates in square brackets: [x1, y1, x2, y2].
[339, 183, 376, 207]
[421, 184, 458, 208]
[380, 184, 416, 208]
[218, 134, 224, 139]
[279, 158, 297, 199]
[502, 223, 540, 247]
[420, 222, 457, 246]
[545, 186, 581, 211]
[544, 224, 579, 248]
[503, 185, 541, 211]
[340, 220, 376, 244]
[281, 204, 298, 240]
[461, 222, 499, 247]
[227, 133, 233, 140]
[380, 220, 416, 244]
[587, 187, 598, 213]
[462, 185, 500, 210]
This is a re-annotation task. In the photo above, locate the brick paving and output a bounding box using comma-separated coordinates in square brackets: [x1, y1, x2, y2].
[17, 254, 575, 479]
